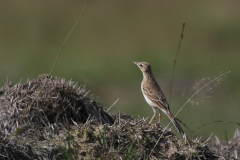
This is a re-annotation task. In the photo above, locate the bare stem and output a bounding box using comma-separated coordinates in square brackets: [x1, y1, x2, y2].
[150, 71, 231, 156]
[169, 22, 186, 105]
[14, 0, 89, 136]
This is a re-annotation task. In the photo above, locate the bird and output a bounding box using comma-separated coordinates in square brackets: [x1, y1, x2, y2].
[133, 61, 184, 134]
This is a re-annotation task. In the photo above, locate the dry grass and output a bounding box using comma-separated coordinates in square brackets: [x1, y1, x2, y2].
[210, 129, 240, 159]
[0, 75, 232, 159]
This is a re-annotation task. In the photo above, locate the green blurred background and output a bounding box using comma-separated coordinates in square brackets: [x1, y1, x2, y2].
[1, 1, 240, 140]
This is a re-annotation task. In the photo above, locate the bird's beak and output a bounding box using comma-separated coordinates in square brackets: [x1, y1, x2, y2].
[132, 61, 137, 65]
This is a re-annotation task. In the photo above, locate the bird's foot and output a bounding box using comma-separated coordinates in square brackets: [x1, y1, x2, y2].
[155, 123, 161, 128]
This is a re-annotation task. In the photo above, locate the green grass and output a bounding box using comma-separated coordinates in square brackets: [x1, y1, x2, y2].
[1, 0, 240, 140]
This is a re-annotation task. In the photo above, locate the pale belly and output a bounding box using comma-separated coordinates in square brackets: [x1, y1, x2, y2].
[141, 87, 167, 114]
[143, 93, 158, 108]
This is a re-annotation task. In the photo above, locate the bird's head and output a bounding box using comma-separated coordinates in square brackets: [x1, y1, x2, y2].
[132, 61, 152, 73]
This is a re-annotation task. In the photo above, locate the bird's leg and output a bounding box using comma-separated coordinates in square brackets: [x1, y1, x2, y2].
[154, 110, 161, 127]
[158, 113, 161, 124]
[149, 108, 156, 125]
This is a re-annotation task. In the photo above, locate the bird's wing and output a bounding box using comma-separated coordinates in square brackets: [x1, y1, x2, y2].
[142, 86, 170, 111]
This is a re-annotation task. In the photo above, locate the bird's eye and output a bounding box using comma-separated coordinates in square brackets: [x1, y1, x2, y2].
[140, 64, 143, 67]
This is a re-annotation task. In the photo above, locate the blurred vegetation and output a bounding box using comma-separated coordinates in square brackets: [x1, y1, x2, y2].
[0, 0, 240, 140]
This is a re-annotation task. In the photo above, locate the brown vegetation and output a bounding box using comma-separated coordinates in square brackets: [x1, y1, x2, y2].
[0, 75, 234, 159]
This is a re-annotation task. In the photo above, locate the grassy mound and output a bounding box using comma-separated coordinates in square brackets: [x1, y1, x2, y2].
[0, 75, 222, 159]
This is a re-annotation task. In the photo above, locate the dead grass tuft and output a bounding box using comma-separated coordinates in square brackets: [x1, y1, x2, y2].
[0, 75, 219, 159]
[210, 129, 240, 159]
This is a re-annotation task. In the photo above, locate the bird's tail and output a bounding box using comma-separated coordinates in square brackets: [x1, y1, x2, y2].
[167, 113, 184, 134]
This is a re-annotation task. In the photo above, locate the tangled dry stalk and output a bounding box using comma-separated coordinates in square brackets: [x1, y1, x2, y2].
[0, 75, 235, 159]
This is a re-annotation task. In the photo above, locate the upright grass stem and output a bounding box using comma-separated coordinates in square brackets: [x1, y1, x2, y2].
[14, 0, 89, 136]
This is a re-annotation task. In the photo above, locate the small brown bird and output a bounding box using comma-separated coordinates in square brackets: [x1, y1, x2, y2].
[133, 61, 183, 134]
